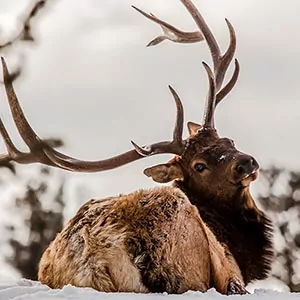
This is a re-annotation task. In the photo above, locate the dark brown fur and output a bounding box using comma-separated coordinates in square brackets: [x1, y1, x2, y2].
[175, 183, 273, 284]
[176, 130, 273, 284]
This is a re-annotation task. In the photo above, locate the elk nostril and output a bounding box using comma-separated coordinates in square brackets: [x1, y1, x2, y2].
[236, 164, 246, 174]
[250, 157, 259, 169]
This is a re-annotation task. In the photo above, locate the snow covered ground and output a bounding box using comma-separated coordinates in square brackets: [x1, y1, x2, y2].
[0, 280, 299, 300]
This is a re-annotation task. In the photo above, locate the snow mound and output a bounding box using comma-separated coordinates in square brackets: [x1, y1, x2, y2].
[0, 279, 299, 300]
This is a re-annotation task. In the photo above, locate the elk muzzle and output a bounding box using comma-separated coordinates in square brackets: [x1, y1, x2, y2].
[232, 155, 259, 186]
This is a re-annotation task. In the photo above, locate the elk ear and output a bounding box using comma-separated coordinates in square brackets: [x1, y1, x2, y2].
[144, 162, 183, 183]
[187, 121, 202, 135]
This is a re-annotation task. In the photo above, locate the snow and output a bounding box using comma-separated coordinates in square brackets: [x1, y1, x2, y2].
[0, 280, 299, 300]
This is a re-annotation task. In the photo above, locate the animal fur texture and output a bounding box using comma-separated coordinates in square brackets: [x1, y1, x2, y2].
[39, 187, 246, 294]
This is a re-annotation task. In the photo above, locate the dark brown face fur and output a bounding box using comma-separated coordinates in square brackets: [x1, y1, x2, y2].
[145, 125, 259, 202]
[177, 128, 259, 201]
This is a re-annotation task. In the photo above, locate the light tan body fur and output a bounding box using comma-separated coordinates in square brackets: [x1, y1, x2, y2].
[39, 187, 243, 294]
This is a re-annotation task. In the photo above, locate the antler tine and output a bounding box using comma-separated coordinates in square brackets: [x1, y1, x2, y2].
[202, 62, 216, 127]
[0, 116, 26, 164]
[1, 57, 61, 168]
[168, 85, 184, 144]
[1, 57, 44, 150]
[0, 116, 57, 167]
[215, 19, 237, 91]
[131, 85, 185, 157]
[0, 111, 63, 168]
[216, 59, 240, 106]
[0, 117, 21, 159]
[1, 58, 185, 172]
[132, 5, 204, 47]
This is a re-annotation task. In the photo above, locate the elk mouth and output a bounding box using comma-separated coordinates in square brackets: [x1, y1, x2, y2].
[239, 170, 259, 187]
[230, 155, 259, 187]
[230, 169, 259, 187]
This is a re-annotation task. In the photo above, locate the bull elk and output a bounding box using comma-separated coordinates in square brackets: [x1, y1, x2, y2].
[0, 0, 273, 295]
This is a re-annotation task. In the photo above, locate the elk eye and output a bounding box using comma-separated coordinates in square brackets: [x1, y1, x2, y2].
[194, 163, 206, 173]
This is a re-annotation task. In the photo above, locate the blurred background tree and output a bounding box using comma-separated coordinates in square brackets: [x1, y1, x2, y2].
[257, 167, 300, 292]
[0, 0, 52, 82]
[0, 0, 67, 281]
[4, 165, 65, 280]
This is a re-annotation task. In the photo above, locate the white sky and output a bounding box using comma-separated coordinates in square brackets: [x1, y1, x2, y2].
[0, 0, 299, 198]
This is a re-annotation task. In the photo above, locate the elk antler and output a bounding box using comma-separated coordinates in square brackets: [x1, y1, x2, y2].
[132, 6, 204, 47]
[0, 58, 185, 171]
[133, 0, 240, 129]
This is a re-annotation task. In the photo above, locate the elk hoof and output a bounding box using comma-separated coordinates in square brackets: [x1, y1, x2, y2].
[226, 278, 249, 295]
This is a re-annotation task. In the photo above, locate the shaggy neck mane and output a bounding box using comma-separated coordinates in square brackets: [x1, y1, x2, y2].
[174, 181, 274, 284]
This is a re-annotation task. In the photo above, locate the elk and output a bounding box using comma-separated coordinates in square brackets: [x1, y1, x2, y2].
[0, 0, 273, 295]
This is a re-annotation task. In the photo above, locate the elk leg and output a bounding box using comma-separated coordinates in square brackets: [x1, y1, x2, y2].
[202, 221, 247, 294]
[226, 277, 249, 295]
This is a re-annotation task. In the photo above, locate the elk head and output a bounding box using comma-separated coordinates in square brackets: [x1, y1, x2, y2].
[0, 0, 258, 204]
[144, 129, 259, 202]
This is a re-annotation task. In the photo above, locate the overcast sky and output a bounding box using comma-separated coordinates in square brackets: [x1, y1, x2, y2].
[0, 0, 299, 199]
